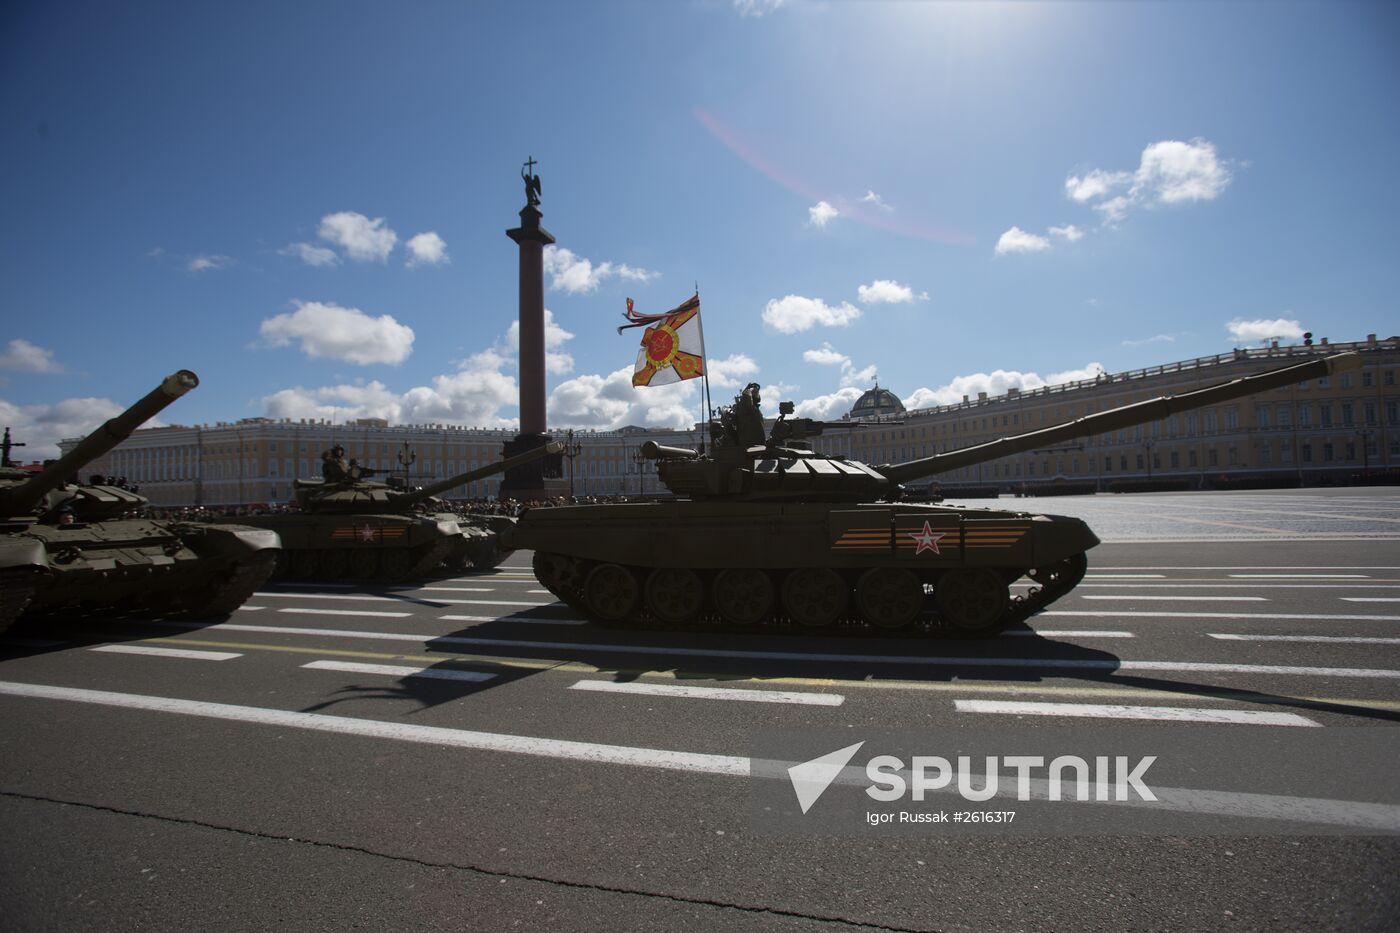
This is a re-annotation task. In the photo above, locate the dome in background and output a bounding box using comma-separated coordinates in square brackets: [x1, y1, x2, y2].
[849, 383, 905, 419]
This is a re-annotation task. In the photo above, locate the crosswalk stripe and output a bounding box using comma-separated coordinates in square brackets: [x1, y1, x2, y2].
[569, 679, 843, 706]
[89, 645, 242, 661]
[954, 699, 1318, 727]
[302, 660, 496, 682]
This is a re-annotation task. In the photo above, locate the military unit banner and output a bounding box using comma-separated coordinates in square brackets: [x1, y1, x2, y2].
[621, 294, 706, 388]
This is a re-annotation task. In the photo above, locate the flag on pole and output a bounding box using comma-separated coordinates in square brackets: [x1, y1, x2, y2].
[621, 294, 706, 387]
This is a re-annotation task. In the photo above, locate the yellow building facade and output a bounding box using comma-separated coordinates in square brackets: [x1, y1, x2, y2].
[67, 335, 1397, 507]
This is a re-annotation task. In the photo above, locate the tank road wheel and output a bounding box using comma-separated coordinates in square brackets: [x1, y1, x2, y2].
[644, 568, 705, 624]
[856, 567, 926, 630]
[348, 548, 379, 578]
[713, 568, 774, 626]
[318, 549, 349, 580]
[379, 548, 414, 582]
[290, 549, 320, 580]
[781, 568, 849, 629]
[936, 567, 1010, 634]
[584, 563, 640, 622]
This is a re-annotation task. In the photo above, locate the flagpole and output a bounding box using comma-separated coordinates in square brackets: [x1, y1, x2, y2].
[694, 287, 712, 453]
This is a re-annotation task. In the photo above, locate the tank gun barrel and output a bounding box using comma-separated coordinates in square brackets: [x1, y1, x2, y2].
[641, 441, 700, 461]
[2, 369, 198, 515]
[396, 440, 564, 504]
[879, 352, 1361, 485]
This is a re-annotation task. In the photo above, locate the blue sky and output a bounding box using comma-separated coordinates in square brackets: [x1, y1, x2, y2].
[2, 0, 1397, 457]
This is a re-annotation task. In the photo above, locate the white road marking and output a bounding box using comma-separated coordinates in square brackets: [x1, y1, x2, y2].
[0, 680, 747, 776]
[411, 587, 496, 593]
[1001, 630, 1134, 638]
[277, 608, 412, 619]
[1, 679, 1397, 831]
[302, 660, 497, 682]
[1229, 574, 1371, 579]
[1093, 566, 1399, 571]
[1341, 598, 1400, 603]
[1078, 584, 1400, 590]
[439, 614, 588, 626]
[1209, 634, 1400, 645]
[89, 645, 242, 661]
[954, 699, 1319, 727]
[258, 591, 556, 608]
[570, 679, 844, 706]
[141, 622, 1400, 679]
[237, 606, 267, 611]
[1043, 610, 1400, 622]
[1081, 595, 1267, 602]
[1084, 574, 1165, 579]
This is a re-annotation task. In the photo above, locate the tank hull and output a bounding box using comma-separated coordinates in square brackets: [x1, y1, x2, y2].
[0, 520, 280, 630]
[227, 513, 462, 582]
[509, 501, 1098, 634]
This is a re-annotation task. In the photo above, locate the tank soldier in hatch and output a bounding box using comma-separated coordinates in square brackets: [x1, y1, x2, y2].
[322, 445, 350, 483]
[732, 382, 767, 448]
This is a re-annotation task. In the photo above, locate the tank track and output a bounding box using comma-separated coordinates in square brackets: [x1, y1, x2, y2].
[185, 551, 279, 618]
[0, 568, 39, 635]
[530, 551, 1090, 638]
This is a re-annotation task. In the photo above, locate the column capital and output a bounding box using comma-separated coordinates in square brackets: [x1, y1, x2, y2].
[506, 206, 556, 246]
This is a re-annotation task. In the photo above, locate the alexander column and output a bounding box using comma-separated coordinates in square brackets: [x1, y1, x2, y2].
[500, 157, 556, 500]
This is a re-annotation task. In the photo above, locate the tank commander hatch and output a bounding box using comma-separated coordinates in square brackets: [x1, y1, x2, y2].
[321, 445, 350, 482]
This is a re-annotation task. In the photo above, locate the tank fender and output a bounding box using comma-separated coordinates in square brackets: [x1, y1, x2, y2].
[178, 524, 283, 557]
[0, 536, 49, 570]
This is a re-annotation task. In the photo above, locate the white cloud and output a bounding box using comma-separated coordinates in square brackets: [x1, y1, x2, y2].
[541, 245, 657, 294]
[762, 295, 861, 333]
[187, 254, 232, 273]
[259, 300, 415, 365]
[1121, 334, 1176, 348]
[860, 190, 894, 212]
[0, 396, 127, 460]
[1136, 139, 1232, 204]
[1048, 224, 1084, 242]
[1065, 169, 1132, 203]
[0, 339, 63, 373]
[995, 227, 1051, 255]
[281, 242, 340, 267]
[808, 201, 839, 227]
[857, 279, 924, 304]
[1226, 317, 1305, 345]
[405, 231, 449, 268]
[506, 309, 576, 375]
[1066, 139, 1232, 225]
[793, 387, 864, 420]
[318, 211, 398, 263]
[803, 343, 849, 366]
[548, 367, 699, 430]
[707, 353, 760, 389]
[734, 0, 787, 17]
[904, 362, 1105, 409]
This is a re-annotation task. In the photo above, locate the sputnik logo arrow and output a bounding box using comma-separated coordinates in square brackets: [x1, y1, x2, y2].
[786, 741, 865, 814]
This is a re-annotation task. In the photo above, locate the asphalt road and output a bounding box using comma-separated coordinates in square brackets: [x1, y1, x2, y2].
[2, 489, 1398, 931]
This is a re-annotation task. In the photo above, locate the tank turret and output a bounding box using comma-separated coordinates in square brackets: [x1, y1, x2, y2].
[645, 352, 1361, 502]
[0, 370, 198, 522]
[292, 441, 563, 514]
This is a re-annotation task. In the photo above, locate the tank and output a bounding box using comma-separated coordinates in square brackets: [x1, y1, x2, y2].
[0, 371, 281, 633]
[233, 441, 562, 582]
[510, 352, 1362, 635]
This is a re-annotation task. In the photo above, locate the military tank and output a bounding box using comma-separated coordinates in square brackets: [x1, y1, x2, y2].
[0, 371, 281, 633]
[511, 352, 1361, 635]
[235, 441, 561, 582]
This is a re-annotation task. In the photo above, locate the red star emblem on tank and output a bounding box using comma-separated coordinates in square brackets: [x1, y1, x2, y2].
[908, 521, 945, 555]
[358, 525, 378, 542]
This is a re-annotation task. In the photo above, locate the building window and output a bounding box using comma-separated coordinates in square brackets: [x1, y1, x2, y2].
[1341, 403, 1354, 426]
[1225, 408, 1239, 430]
[1364, 402, 1377, 425]
[1208, 449, 1218, 466]
[1323, 443, 1334, 462]
[1189, 449, 1198, 467]
[1281, 444, 1292, 463]
[1260, 443, 1271, 464]
[1302, 444, 1312, 463]
[1255, 405, 1269, 428]
[1104, 456, 1112, 472]
[1345, 442, 1356, 461]
[1170, 451, 1179, 468]
[1277, 405, 1291, 427]
[1320, 405, 1332, 427]
[1340, 373, 1352, 389]
[1136, 454, 1144, 470]
[1362, 371, 1374, 388]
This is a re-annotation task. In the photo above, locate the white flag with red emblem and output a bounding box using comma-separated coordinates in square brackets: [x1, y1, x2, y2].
[622, 294, 706, 388]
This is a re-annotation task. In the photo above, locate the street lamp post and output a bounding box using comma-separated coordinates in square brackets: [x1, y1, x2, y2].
[632, 448, 648, 498]
[1357, 429, 1373, 479]
[562, 429, 583, 498]
[1143, 439, 1156, 482]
